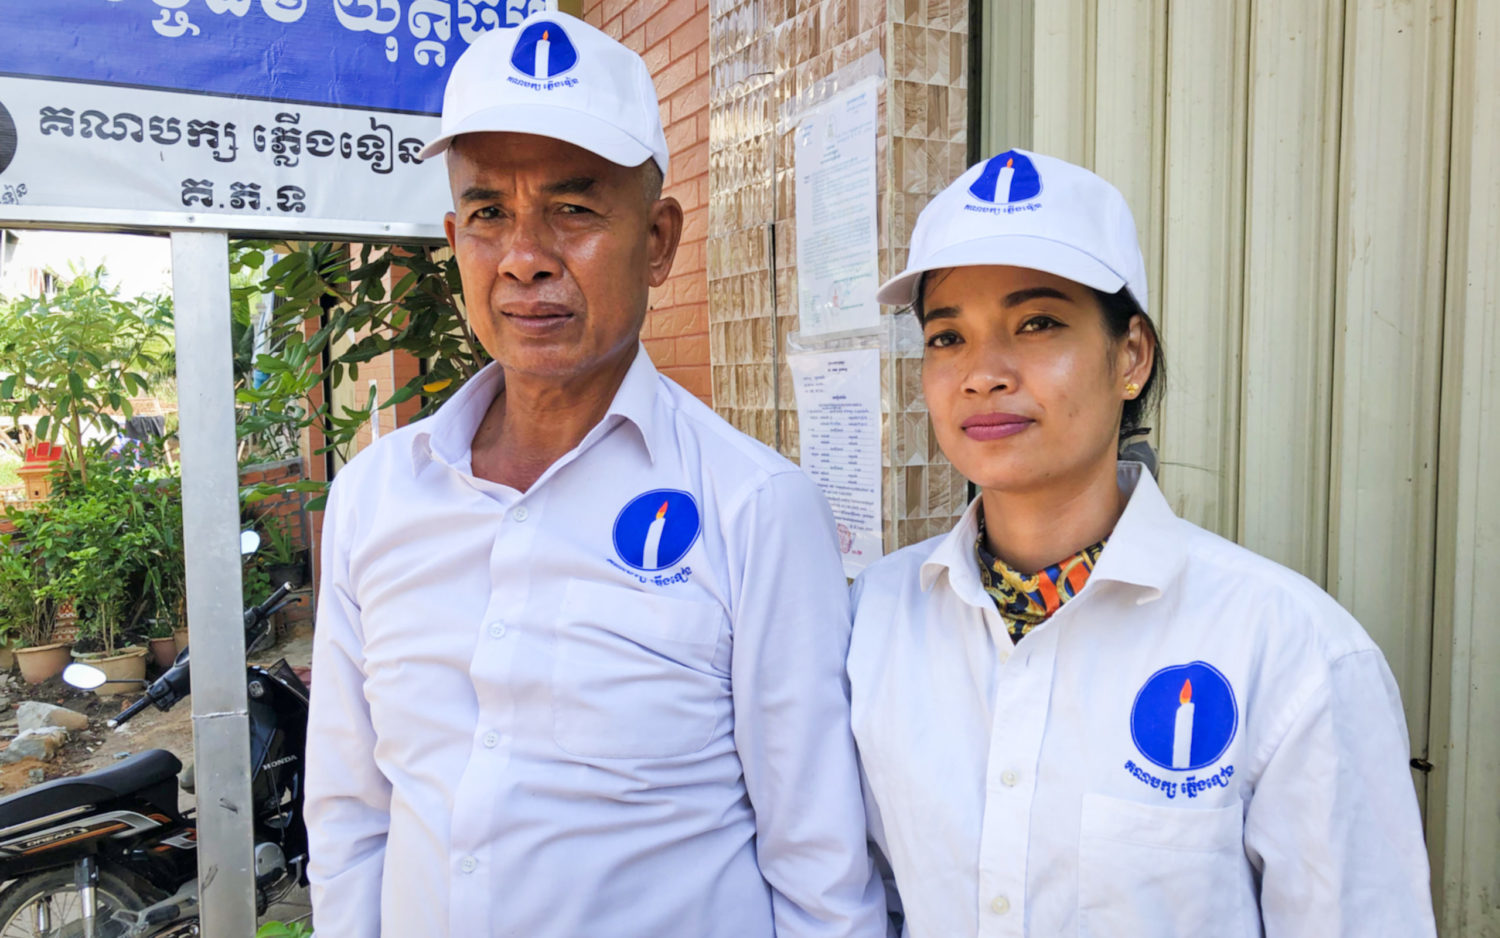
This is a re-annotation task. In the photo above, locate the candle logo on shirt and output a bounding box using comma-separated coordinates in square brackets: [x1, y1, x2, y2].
[968, 149, 1042, 205]
[1129, 661, 1237, 773]
[612, 489, 702, 572]
[511, 21, 580, 81]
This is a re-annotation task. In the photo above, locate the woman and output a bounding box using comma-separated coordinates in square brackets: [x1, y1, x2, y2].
[848, 149, 1435, 937]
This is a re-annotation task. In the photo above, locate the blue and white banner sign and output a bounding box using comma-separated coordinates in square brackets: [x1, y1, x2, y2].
[0, 0, 548, 238]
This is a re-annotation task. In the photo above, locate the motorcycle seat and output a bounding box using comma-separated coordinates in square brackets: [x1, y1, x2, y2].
[0, 750, 183, 833]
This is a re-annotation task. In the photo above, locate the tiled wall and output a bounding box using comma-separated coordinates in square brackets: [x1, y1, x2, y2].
[707, 0, 971, 551]
[584, 0, 713, 404]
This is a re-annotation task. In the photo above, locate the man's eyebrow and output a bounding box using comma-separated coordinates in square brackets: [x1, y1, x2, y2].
[922, 305, 960, 323]
[543, 176, 596, 196]
[458, 185, 505, 204]
[1002, 286, 1071, 307]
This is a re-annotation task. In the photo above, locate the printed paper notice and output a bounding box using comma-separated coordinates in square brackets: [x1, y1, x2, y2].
[794, 81, 880, 335]
[789, 347, 883, 576]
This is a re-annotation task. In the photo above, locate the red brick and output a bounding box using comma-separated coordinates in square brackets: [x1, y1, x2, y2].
[674, 141, 710, 182]
[682, 207, 708, 242]
[665, 115, 698, 155]
[622, 0, 652, 36]
[644, 336, 677, 367]
[697, 44, 710, 74]
[649, 279, 675, 310]
[601, 14, 623, 39]
[675, 241, 705, 275]
[669, 79, 709, 125]
[623, 23, 646, 53]
[643, 38, 672, 74]
[663, 364, 711, 400]
[646, 0, 698, 48]
[601, 0, 632, 24]
[667, 14, 709, 61]
[677, 333, 710, 368]
[676, 271, 708, 305]
[654, 54, 698, 100]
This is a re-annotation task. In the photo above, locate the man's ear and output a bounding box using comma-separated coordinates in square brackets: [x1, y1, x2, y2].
[443, 211, 458, 252]
[646, 196, 684, 288]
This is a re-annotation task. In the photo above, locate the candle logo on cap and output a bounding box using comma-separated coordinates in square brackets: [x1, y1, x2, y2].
[511, 20, 580, 81]
[613, 489, 703, 572]
[969, 149, 1042, 205]
[1129, 661, 1237, 773]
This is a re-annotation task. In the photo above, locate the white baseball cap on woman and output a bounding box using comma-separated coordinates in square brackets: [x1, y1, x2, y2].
[876, 148, 1148, 313]
[418, 10, 670, 177]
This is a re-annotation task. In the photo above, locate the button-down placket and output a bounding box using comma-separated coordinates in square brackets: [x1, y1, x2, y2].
[444, 473, 543, 933]
[975, 602, 1056, 937]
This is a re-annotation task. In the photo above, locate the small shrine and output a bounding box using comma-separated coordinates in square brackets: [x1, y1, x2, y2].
[16, 441, 64, 503]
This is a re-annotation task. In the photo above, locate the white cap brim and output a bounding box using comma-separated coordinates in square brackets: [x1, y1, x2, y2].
[876, 235, 1128, 306]
[417, 102, 659, 171]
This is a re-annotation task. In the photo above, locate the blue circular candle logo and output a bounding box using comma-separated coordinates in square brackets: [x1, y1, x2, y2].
[969, 149, 1042, 204]
[1129, 661, 1237, 772]
[511, 21, 579, 80]
[613, 489, 701, 571]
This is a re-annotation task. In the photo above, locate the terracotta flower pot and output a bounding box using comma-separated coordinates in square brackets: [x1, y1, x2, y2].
[16, 642, 73, 685]
[0, 646, 14, 672]
[172, 627, 191, 657]
[148, 637, 178, 671]
[73, 646, 149, 696]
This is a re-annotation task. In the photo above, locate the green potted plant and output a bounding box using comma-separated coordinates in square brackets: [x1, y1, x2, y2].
[146, 619, 177, 670]
[0, 509, 69, 684]
[259, 514, 307, 589]
[39, 475, 151, 695]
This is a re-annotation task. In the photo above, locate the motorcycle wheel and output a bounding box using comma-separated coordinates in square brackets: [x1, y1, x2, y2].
[0, 866, 147, 938]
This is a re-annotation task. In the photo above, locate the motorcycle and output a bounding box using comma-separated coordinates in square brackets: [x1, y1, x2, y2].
[0, 538, 308, 938]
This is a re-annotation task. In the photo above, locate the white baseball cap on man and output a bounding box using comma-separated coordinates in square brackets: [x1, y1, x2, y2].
[876, 148, 1148, 313]
[417, 11, 670, 177]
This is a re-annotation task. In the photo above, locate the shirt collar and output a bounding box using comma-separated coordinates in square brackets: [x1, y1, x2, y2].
[410, 344, 661, 472]
[919, 461, 1183, 607]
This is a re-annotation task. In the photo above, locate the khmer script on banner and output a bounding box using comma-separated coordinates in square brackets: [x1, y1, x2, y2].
[0, 0, 548, 237]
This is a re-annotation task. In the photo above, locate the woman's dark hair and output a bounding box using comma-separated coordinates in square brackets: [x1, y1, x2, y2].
[910, 273, 1166, 439]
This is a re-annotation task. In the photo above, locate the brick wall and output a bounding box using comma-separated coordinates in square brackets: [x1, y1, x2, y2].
[584, 0, 712, 404]
[240, 459, 309, 552]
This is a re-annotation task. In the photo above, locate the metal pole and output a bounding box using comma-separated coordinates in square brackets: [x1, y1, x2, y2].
[171, 230, 258, 936]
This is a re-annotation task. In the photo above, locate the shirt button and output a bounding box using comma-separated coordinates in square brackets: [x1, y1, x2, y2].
[460, 856, 478, 874]
[1001, 770, 1019, 787]
[489, 622, 507, 639]
[483, 732, 499, 749]
[512, 506, 529, 522]
[990, 895, 1010, 915]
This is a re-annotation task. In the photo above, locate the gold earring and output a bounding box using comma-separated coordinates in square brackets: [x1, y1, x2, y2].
[1125, 382, 1141, 397]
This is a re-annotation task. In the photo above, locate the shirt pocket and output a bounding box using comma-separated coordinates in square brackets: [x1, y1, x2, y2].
[551, 579, 729, 759]
[1077, 793, 1251, 938]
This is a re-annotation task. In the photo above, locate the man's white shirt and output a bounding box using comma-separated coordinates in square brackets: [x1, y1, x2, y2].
[848, 462, 1436, 938]
[306, 347, 886, 937]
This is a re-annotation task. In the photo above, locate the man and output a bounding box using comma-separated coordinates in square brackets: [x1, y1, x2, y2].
[304, 12, 887, 937]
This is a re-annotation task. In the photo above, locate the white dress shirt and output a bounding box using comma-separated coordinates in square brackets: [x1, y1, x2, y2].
[848, 462, 1435, 938]
[307, 347, 886, 938]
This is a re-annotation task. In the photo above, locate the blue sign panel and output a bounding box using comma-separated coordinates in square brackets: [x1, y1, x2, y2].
[0, 0, 543, 116]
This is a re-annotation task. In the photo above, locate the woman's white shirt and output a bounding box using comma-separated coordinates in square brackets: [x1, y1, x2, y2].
[848, 462, 1436, 938]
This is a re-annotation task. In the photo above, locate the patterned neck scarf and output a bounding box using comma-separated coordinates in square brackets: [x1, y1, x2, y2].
[976, 513, 1107, 645]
